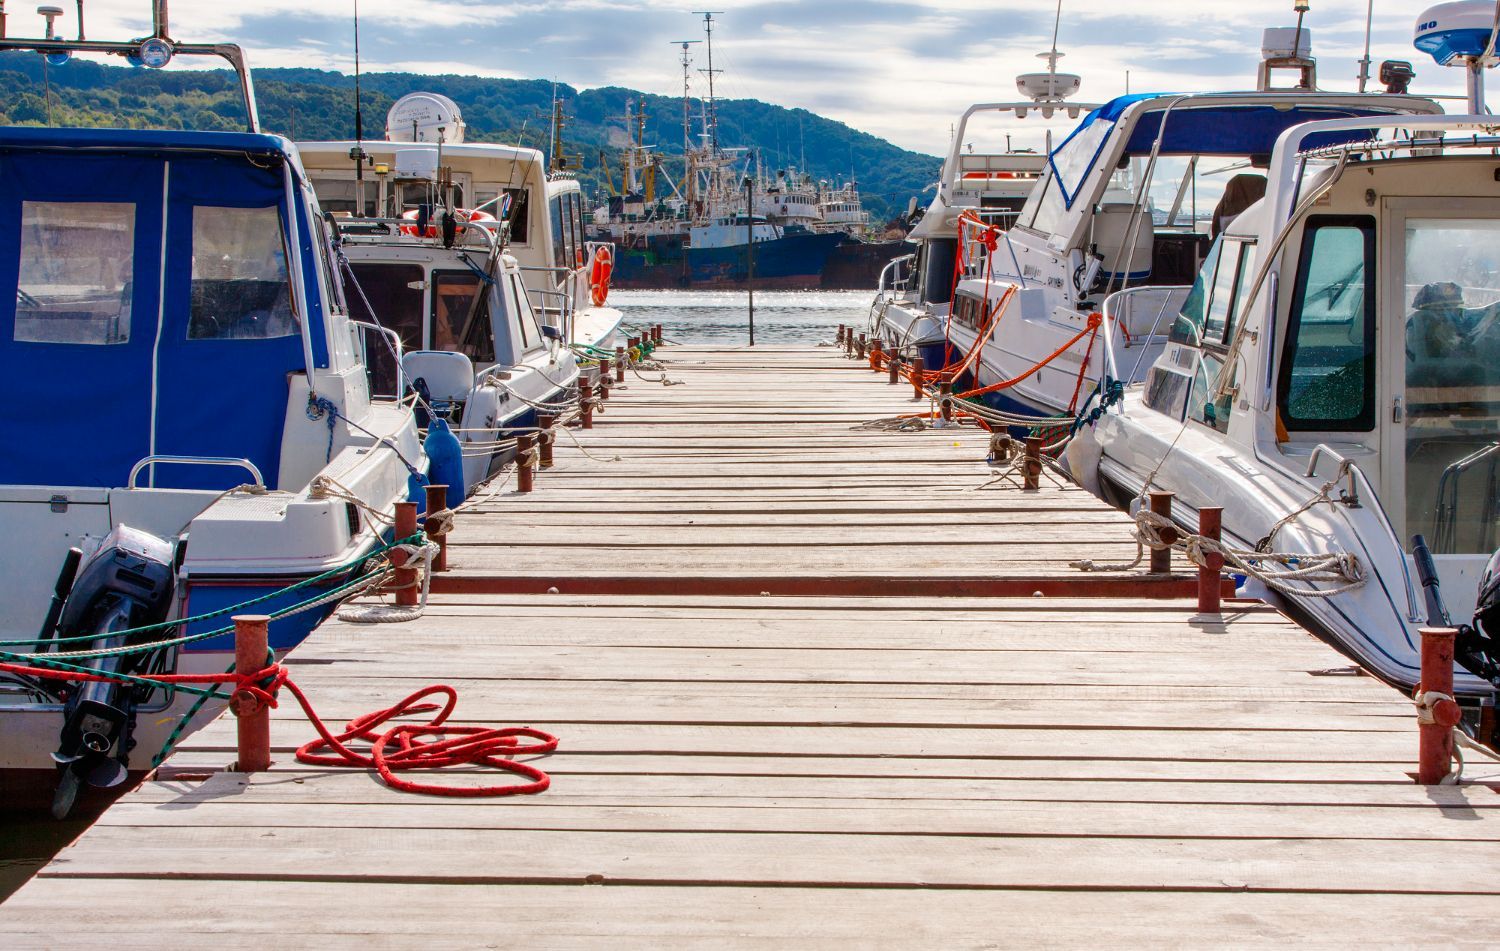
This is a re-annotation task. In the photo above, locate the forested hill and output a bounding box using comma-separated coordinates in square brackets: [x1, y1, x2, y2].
[0, 54, 938, 224]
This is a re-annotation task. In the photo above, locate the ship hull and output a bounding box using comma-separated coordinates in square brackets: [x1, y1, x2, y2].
[821, 238, 912, 290]
[604, 230, 849, 290]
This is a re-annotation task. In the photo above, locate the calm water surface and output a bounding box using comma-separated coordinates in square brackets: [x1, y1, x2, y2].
[612, 289, 875, 345]
[0, 289, 875, 904]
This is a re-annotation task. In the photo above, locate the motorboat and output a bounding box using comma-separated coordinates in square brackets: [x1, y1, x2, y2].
[1068, 3, 1500, 728]
[0, 4, 433, 814]
[932, 20, 1443, 433]
[296, 92, 624, 369]
[870, 4, 1095, 363]
[296, 96, 591, 494]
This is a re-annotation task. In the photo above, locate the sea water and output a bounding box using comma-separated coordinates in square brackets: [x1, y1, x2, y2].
[612, 289, 874, 345]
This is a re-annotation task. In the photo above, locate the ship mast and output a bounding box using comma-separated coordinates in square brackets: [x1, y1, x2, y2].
[694, 11, 723, 153]
[672, 39, 701, 207]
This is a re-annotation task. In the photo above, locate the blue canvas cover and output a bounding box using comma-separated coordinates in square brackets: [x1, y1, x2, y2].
[1048, 94, 1413, 210]
[0, 129, 326, 490]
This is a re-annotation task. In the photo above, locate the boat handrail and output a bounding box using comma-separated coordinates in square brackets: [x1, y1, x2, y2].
[351, 320, 406, 397]
[128, 456, 264, 490]
[346, 219, 497, 249]
[1099, 284, 1187, 384]
[1300, 443, 1422, 622]
[876, 253, 916, 297]
[0, 2, 261, 132]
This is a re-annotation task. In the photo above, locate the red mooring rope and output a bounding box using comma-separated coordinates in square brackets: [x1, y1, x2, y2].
[0, 661, 558, 797]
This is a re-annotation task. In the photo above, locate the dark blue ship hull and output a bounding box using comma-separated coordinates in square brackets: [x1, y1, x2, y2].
[603, 230, 848, 290]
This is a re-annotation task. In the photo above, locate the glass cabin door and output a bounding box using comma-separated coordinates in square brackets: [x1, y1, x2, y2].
[1383, 199, 1500, 556]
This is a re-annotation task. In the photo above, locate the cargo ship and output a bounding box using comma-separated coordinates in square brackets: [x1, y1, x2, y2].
[588, 14, 904, 290]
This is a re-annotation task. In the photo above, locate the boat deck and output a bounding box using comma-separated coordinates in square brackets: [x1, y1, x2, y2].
[3, 345, 1498, 947]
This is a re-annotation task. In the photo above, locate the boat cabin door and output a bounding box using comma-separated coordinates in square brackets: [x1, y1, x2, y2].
[1381, 198, 1500, 599]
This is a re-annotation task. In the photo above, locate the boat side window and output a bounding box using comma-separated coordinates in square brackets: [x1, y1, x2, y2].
[348, 262, 424, 397]
[509, 273, 543, 352]
[548, 195, 565, 268]
[1169, 236, 1224, 347]
[188, 205, 298, 340]
[1277, 216, 1375, 432]
[1400, 218, 1500, 554]
[315, 213, 347, 314]
[14, 201, 135, 345]
[1200, 240, 1247, 349]
[511, 188, 530, 244]
[431, 270, 496, 366]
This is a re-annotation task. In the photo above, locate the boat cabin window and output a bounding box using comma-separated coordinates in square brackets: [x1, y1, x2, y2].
[1172, 237, 1254, 351]
[550, 192, 585, 270]
[348, 262, 424, 397]
[430, 270, 496, 366]
[507, 272, 545, 353]
[14, 201, 135, 345]
[187, 206, 298, 340]
[1400, 218, 1500, 554]
[1277, 216, 1375, 432]
[1018, 118, 1113, 236]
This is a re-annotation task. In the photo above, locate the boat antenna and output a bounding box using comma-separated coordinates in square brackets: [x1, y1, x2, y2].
[1048, 0, 1063, 82]
[1, 2, 8, 40]
[351, 0, 366, 216]
[1357, 0, 1374, 91]
[1291, 0, 1310, 77]
[694, 11, 723, 152]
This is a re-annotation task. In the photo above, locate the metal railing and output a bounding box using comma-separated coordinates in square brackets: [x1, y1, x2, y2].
[128, 456, 264, 489]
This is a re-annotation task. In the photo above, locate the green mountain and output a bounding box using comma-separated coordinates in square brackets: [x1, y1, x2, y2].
[0, 54, 938, 224]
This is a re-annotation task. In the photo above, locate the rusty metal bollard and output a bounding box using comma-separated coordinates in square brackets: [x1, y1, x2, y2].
[856, 333, 867, 361]
[614, 346, 626, 383]
[870, 340, 883, 372]
[1148, 491, 1176, 574]
[1417, 627, 1463, 785]
[837, 324, 847, 348]
[391, 501, 420, 607]
[888, 351, 900, 384]
[424, 483, 449, 572]
[537, 413, 556, 469]
[939, 382, 953, 423]
[1023, 436, 1043, 490]
[517, 433, 536, 493]
[1197, 506, 1223, 614]
[578, 379, 594, 430]
[910, 356, 925, 400]
[231, 614, 272, 773]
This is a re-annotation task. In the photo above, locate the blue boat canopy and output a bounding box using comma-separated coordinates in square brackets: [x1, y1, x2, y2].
[1047, 94, 1417, 210]
[0, 129, 329, 491]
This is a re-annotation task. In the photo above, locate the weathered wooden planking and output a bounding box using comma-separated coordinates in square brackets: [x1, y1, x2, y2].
[5, 344, 1490, 947]
[3, 882, 1495, 949]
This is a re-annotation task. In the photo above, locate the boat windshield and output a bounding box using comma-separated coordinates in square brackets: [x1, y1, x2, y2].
[1400, 218, 1500, 554]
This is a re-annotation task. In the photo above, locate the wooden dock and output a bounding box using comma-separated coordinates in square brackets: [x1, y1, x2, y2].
[3, 345, 1499, 947]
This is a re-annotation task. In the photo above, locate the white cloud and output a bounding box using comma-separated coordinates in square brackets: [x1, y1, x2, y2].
[10, 0, 1474, 154]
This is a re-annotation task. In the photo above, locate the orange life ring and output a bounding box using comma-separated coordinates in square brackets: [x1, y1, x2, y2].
[398, 207, 496, 238]
[589, 246, 613, 307]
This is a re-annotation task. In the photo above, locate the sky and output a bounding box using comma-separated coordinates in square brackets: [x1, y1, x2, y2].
[28, 1, 1476, 155]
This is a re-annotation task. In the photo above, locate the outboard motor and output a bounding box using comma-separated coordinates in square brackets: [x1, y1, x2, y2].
[1411, 535, 1500, 687]
[50, 526, 175, 818]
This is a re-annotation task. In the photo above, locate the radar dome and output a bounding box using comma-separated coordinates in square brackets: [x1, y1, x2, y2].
[1414, 1, 1500, 65]
[386, 92, 467, 144]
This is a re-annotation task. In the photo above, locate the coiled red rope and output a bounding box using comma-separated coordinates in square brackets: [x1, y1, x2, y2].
[0, 661, 558, 798]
